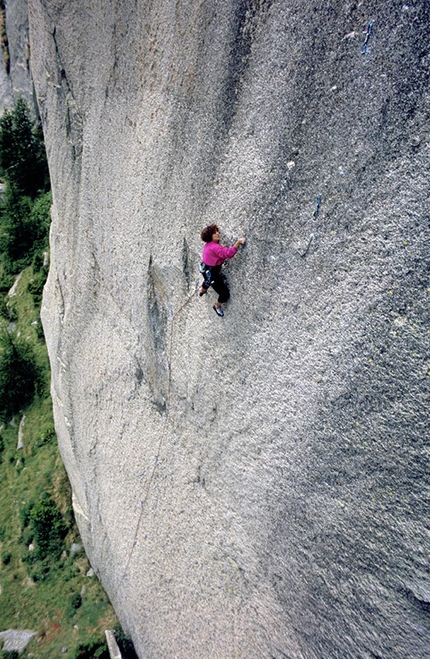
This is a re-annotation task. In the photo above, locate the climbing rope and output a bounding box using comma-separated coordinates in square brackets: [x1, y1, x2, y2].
[118, 281, 199, 588]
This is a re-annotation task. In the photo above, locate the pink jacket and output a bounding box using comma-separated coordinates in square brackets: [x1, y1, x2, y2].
[202, 241, 237, 266]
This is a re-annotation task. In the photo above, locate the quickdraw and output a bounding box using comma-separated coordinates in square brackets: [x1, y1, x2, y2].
[361, 20, 374, 54]
[313, 194, 322, 219]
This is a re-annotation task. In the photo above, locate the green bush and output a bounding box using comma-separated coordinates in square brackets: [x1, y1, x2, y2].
[114, 625, 139, 658]
[1, 550, 11, 565]
[29, 190, 51, 251]
[5, 303, 17, 322]
[27, 271, 46, 307]
[20, 549, 37, 566]
[37, 426, 55, 447]
[19, 500, 34, 529]
[71, 592, 82, 610]
[0, 331, 41, 419]
[29, 497, 67, 560]
[0, 295, 7, 318]
[29, 561, 51, 583]
[35, 319, 45, 340]
[0, 269, 14, 295]
[0, 187, 34, 271]
[2, 650, 19, 659]
[73, 636, 109, 659]
[19, 527, 34, 546]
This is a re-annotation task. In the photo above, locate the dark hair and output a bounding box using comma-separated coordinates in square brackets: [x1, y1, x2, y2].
[201, 224, 219, 243]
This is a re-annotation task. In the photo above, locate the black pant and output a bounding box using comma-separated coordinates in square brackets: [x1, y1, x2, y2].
[202, 266, 230, 304]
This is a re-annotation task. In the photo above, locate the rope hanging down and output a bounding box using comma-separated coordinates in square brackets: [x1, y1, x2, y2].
[118, 281, 199, 588]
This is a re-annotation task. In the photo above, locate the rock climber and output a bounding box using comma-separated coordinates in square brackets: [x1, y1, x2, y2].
[199, 224, 246, 317]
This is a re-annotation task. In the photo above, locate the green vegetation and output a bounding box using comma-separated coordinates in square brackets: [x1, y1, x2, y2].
[0, 330, 42, 419]
[0, 99, 137, 658]
[0, 96, 50, 275]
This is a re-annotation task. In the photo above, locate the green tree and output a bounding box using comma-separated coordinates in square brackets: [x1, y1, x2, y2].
[73, 637, 109, 659]
[0, 186, 34, 269]
[0, 331, 41, 418]
[0, 99, 51, 273]
[0, 97, 49, 197]
[29, 497, 67, 560]
[29, 190, 52, 247]
[0, 188, 51, 271]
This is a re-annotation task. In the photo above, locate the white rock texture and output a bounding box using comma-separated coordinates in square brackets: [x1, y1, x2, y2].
[105, 629, 123, 659]
[17, 413, 25, 449]
[26, 0, 430, 657]
[0, 56, 13, 114]
[0, 629, 36, 653]
[4, 0, 33, 110]
[0, 0, 37, 116]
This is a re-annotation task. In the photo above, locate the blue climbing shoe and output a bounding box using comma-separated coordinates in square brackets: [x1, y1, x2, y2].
[213, 305, 224, 317]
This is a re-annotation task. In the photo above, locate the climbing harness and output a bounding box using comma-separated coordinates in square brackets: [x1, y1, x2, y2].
[118, 280, 199, 589]
[361, 20, 374, 54]
[201, 260, 228, 295]
[199, 261, 213, 290]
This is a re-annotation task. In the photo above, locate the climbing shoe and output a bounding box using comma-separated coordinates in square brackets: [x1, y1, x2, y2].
[213, 305, 224, 317]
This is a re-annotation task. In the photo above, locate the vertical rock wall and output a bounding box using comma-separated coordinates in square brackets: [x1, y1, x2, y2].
[2, 0, 35, 112]
[0, 0, 35, 115]
[29, 0, 429, 657]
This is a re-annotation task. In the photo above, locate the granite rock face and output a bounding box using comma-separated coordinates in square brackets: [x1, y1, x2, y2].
[0, 0, 29, 114]
[0, 0, 37, 116]
[3, 0, 33, 110]
[0, 55, 12, 113]
[28, 1, 429, 657]
[0, 629, 36, 653]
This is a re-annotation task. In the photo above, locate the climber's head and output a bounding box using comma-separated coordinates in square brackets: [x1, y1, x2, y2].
[201, 224, 219, 243]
